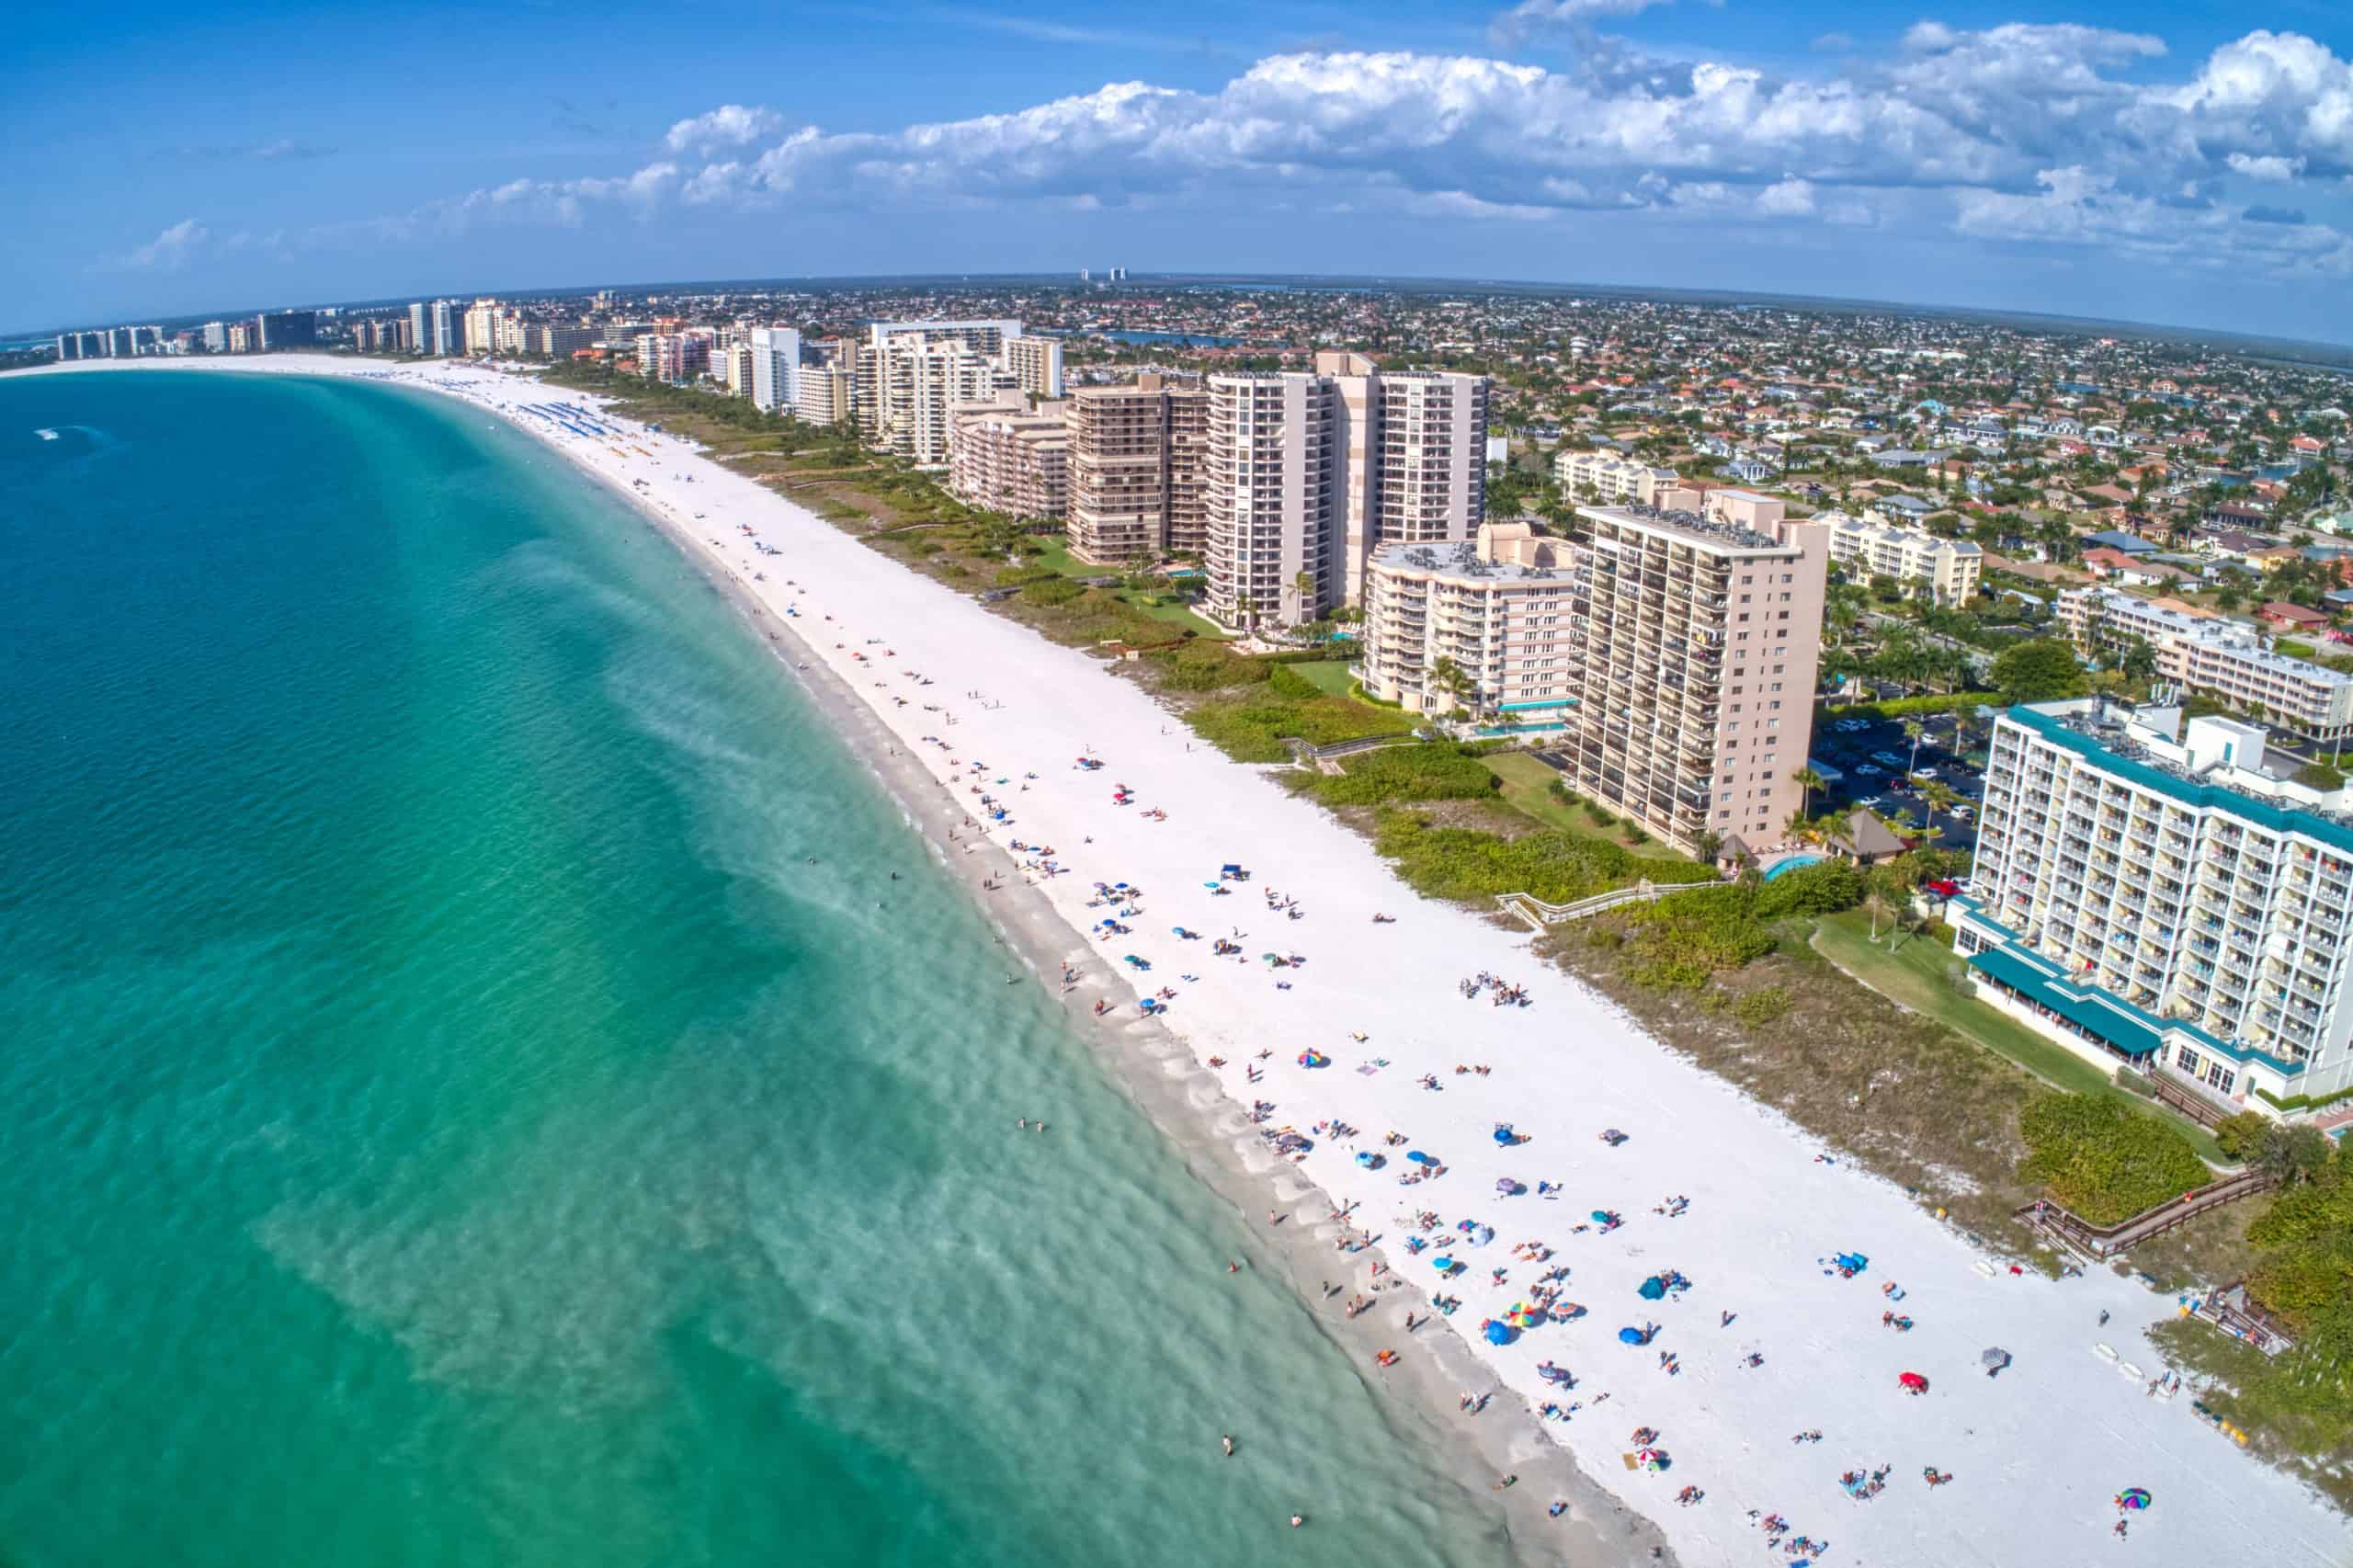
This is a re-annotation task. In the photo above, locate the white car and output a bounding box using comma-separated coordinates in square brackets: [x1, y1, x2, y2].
[1912, 767, 1939, 780]
[1856, 763, 1885, 777]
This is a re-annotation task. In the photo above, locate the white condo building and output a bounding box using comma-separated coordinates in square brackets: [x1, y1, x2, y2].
[1956, 699, 2353, 1108]
[1359, 522, 1578, 732]
[1554, 449, 1686, 506]
[749, 326, 801, 413]
[2059, 587, 2353, 743]
[1820, 511, 1984, 606]
[1201, 351, 1489, 631]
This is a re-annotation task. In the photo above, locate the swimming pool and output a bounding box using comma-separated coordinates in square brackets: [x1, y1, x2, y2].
[1762, 854, 1825, 880]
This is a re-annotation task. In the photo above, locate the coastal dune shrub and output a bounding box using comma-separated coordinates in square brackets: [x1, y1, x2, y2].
[1307, 744, 1499, 808]
[1188, 696, 1402, 762]
[2018, 1093, 2209, 1225]
[1374, 811, 1715, 906]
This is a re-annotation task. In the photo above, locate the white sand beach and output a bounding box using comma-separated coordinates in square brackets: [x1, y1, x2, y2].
[51, 355, 2353, 1566]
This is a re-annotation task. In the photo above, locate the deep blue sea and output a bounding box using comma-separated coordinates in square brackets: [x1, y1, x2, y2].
[0, 371, 1509, 1568]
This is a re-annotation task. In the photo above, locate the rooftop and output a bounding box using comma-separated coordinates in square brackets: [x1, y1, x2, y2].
[1578, 502, 1790, 554]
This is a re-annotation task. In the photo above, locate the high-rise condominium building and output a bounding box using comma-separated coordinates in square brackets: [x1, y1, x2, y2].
[1359, 522, 1580, 733]
[108, 327, 136, 358]
[871, 334, 1014, 465]
[408, 302, 431, 355]
[226, 323, 254, 354]
[429, 300, 465, 358]
[1552, 500, 1829, 854]
[1204, 370, 1340, 628]
[636, 332, 711, 384]
[948, 396, 1070, 523]
[256, 311, 317, 351]
[461, 300, 503, 357]
[55, 332, 85, 360]
[748, 326, 801, 413]
[2058, 587, 2353, 743]
[1003, 335, 1065, 400]
[1200, 352, 1490, 630]
[536, 324, 597, 359]
[1955, 698, 2353, 1108]
[1064, 374, 1208, 563]
[796, 365, 854, 426]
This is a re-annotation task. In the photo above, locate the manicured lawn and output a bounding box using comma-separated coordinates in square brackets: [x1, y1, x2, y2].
[1029, 539, 1118, 581]
[1286, 658, 1363, 698]
[1487, 752, 1695, 862]
[1114, 591, 1227, 638]
[1812, 909, 2226, 1164]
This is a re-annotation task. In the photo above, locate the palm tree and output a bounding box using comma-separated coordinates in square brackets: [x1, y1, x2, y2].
[2120, 636, 2158, 687]
[1903, 719, 1927, 776]
[1791, 766, 1825, 818]
[1864, 890, 1894, 942]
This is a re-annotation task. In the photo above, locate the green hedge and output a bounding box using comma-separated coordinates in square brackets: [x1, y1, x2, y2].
[1825, 692, 1998, 721]
[2018, 1093, 2211, 1226]
[2254, 1084, 2353, 1113]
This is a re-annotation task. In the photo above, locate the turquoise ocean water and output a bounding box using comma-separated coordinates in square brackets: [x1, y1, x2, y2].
[0, 373, 1509, 1567]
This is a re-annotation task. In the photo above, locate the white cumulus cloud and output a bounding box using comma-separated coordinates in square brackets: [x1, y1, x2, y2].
[664, 105, 783, 154]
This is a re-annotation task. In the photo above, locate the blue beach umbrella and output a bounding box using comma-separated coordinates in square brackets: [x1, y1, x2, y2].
[1590, 1210, 1613, 1223]
[1407, 1151, 1436, 1165]
[1618, 1326, 1649, 1346]
[1484, 1320, 1516, 1346]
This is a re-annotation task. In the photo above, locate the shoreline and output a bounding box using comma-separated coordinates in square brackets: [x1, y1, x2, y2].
[23, 356, 2350, 1568]
[618, 427, 1654, 1567]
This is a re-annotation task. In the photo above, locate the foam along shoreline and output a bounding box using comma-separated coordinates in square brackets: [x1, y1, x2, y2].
[35, 356, 2353, 1568]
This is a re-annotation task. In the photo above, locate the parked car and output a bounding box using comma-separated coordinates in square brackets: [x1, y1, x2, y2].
[1872, 750, 1905, 766]
[1911, 767, 1939, 780]
[1856, 763, 1884, 777]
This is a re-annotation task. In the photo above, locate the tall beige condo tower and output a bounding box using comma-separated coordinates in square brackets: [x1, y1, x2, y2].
[1560, 497, 1828, 854]
[1004, 335, 1066, 399]
[1065, 375, 1206, 563]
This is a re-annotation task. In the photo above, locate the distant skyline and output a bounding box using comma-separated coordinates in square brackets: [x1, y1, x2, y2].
[11, 1, 2353, 340]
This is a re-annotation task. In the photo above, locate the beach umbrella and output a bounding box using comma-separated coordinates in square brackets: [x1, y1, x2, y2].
[1617, 1326, 1652, 1346]
[1469, 1224, 1495, 1245]
[1982, 1347, 2012, 1370]
[1899, 1371, 1929, 1393]
[1432, 1256, 1456, 1271]
[2117, 1488, 2152, 1511]
[1298, 1050, 1330, 1069]
[1638, 1278, 1667, 1301]
[1484, 1320, 1516, 1346]
[1406, 1151, 1436, 1165]
[1590, 1210, 1614, 1224]
[1493, 1125, 1516, 1145]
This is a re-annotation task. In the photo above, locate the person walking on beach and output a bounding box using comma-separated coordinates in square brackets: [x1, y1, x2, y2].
[1222, 1435, 1234, 1458]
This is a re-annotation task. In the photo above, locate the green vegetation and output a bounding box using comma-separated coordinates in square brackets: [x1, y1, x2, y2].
[2018, 1093, 2210, 1225]
[1607, 860, 1865, 990]
[1286, 658, 1366, 699]
[2298, 760, 2347, 792]
[1372, 811, 1717, 905]
[2162, 1140, 2353, 1471]
[1302, 744, 1500, 808]
[1483, 754, 1692, 860]
[1824, 691, 1997, 721]
[1991, 637, 2090, 706]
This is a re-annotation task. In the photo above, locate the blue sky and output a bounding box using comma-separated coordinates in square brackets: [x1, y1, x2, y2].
[9, 0, 2353, 340]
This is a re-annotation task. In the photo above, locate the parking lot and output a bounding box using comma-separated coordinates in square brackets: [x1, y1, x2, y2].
[1809, 710, 1985, 856]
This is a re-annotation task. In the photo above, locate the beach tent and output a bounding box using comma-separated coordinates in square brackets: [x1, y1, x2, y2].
[1982, 1347, 2013, 1376]
[1407, 1151, 1437, 1165]
[1638, 1278, 1667, 1301]
[1591, 1210, 1614, 1224]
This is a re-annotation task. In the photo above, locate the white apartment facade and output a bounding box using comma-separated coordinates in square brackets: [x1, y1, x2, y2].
[1957, 699, 2353, 1107]
[1554, 449, 1685, 506]
[1202, 353, 1490, 630]
[749, 326, 801, 413]
[2059, 587, 2353, 742]
[947, 398, 1069, 523]
[1203, 371, 1338, 629]
[1819, 511, 1984, 606]
[1358, 523, 1578, 733]
[796, 364, 854, 427]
